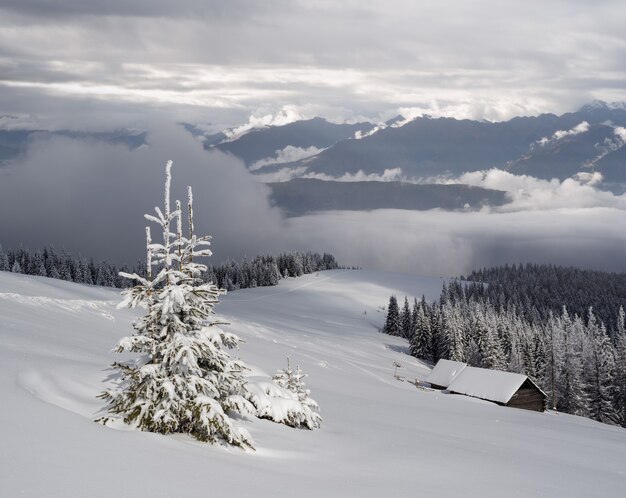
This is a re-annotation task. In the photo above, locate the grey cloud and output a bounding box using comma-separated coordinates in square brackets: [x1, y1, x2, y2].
[286, 208, 626, 276]
[0, 85, 250, 132]
[0, 124, 287, 264]
[0, 0, 285, 20]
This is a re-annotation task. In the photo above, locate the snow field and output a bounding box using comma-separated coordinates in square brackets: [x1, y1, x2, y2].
[1, 269, 625, 497]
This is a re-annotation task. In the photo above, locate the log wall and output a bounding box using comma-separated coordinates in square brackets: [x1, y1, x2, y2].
[506, 380, 547, 412]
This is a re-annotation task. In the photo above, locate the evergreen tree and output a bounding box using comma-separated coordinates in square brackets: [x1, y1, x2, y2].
[59, 253, 73, 281]
[507, 332, 524, 374]
[430, 304, 450, 362]
[446, 304, 465, 362]
[80, 260, 94, 284]
[410, 297, 432, 361]
[614, 325, 626, 425]
[35, 258, 47, 277]
[615, 306, 626, 345]
[544, 312, 561, 409]
[95, 264, 112, 287]
[400, 296, 412, 339]
[49, 264, 61, 280]
[531, 327, 547, 384]
[11, 259, 21, 273]
[271, 358, 322, 429]
[477, 307, 505, 370]
[556, 308, 587, 416]
[98, 161, 253, 448]
[584, 310, 618, 425]
[410, 298, 420, 336]
[0, 249, 8, 271]
[382, 296, 401, 336]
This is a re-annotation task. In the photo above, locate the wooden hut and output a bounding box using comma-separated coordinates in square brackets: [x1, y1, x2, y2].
[425, 359, 467, 390]
[447, 366, 547, 412]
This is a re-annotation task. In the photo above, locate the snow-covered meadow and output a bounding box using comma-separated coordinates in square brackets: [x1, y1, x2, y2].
[1, 269, 625, 497]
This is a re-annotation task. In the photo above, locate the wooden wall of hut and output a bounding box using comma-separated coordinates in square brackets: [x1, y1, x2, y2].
[506, 379, 547, 412]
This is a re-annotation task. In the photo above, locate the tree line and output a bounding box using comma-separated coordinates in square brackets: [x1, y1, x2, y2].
[382, 268, 626, 428]
[0, 245, 340, 291]
[463, 263, 626, 339]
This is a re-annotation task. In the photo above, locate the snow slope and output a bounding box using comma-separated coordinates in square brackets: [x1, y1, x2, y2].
[1, 269, 625, 497]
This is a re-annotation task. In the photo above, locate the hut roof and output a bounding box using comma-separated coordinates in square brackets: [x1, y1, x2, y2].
[425, 359, 467, 388]
[447, 367, 530, 404]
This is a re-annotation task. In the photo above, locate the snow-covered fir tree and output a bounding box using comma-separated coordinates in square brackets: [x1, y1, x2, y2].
[400, 296, 412, 339]
[556, 308, 587, 416]
[98, 161, 253, 448]
[0, 252, 8, 272]
[475, 306, 506, 370]
[267, 357, 322, 429]
[445, 304, 465, 363]
[584, 310, 618, 425]
[430, 304, 450, 363]
[11, 259, 21, 273]
[614, 313, 626, 425]
[382, 295, 401, 336]
[544, 312, 561, 409]
[409, 296, 432, 361]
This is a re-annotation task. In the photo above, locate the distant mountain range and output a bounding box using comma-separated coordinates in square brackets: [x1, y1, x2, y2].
[211, 117, 375, 168]
[3, 101, 626, 216]
[198, 100, 626, 190]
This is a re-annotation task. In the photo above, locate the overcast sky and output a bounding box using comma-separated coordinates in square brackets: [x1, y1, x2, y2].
[1, 0, 626, 130]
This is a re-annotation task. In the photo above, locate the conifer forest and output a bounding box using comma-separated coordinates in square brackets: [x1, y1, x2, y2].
[0, 245, 339, 291]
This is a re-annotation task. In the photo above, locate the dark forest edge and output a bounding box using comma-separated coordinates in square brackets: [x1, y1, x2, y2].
[381, 263, 626, 428]
[0, 245, 341, 291]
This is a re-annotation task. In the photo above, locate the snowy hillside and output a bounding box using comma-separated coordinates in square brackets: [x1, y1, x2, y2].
[1, 270, 625, 497]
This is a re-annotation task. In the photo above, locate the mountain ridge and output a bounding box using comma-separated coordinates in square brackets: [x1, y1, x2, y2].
[203, 103, 626, 188]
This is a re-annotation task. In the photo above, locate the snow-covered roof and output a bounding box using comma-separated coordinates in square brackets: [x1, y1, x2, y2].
[425, 359, 467, 388]
[447, 367, 528, 404]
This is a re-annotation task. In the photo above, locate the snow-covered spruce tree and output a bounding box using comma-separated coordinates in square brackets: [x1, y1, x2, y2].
[614, 314, 626, 425]
[430, 304, 450, 363]
[382, 295, 401, 336]
[584, 310, 618, 425]
[269, 358, 322, 429]
[11, 259, 21, 273]
[446, 304, 466, 363]
[401, 296, 412, 339]
[556, 307, 587, 416]
[410, 296, 432, 361]
[98, 161, 253, 449]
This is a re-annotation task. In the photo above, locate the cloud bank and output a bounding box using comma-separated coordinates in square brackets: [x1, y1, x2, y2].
[287, 207, 626, 276]
[255, 167, 406, 183]
[449, 168, 626, 211]
[2, 134, 626, 276]
[250, 145, 326, 171]
[0, 124, 286, 264]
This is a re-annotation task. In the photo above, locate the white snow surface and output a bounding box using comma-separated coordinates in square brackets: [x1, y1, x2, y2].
[1, 269, 626, 497]
[425, 359, 467, 388]
[447, 366, 528, 404]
